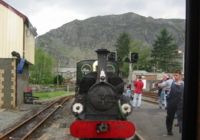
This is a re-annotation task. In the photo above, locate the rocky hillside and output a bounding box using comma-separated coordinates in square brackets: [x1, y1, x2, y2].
[36, 12, 185, 67]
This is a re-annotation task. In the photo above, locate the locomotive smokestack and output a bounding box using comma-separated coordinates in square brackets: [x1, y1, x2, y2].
[96, 49, 110, 82]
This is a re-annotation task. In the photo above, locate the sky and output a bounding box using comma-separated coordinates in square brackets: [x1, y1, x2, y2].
[3, 0, 185, 35]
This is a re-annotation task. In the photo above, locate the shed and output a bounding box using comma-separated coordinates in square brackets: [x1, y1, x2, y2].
[0, 1, 37, 108]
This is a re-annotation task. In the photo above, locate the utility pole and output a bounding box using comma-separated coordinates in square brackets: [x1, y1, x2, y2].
[56, 58, 60, 87]
[128, 52, 139, 86]
[178, 49, 185, 74]
[128, 52, 132, 85]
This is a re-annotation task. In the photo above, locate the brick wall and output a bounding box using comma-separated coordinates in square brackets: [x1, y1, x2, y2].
[0, 58, 16, 108]
[0, 69, 5, 107]
[11, 60, 16, 107]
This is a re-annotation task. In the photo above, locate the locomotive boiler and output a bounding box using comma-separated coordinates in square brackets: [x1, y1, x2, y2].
[70, 49, 135, 140]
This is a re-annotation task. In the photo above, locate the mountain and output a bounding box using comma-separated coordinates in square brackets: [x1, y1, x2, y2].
[36, 12, 185, 67]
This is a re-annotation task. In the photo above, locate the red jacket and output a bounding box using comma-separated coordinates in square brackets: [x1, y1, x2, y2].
[133, 80, 144, 94]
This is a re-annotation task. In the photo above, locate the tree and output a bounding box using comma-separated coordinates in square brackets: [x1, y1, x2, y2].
[115, 32, 130, 62]
[129, 40, 152, 71]
[151, 28, 181, 72]
[29, 48, 54, 84]
[115, 32, 130, 76]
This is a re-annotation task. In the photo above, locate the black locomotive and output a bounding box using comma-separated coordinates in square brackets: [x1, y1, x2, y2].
[70, 49, 135, 140]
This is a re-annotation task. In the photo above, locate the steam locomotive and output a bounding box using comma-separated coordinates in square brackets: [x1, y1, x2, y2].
[70, 49, 135, 140]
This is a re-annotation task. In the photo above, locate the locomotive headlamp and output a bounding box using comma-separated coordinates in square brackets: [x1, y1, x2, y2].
[121, 103, 131, 114]
[72, 103, 83, 114]
[100, 69, 106, 82]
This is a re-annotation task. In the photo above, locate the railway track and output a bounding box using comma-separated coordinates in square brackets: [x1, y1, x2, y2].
[0, 95, 73, 140]
[0, 92, 158, 140]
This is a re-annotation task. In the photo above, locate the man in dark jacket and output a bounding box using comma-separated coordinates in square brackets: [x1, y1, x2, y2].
[176, 91, 183, 133]
[165, 70, 184, 136]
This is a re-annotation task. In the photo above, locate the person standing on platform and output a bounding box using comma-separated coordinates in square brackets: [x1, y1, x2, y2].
[126, 84, 132, 97]
[132, 75, 144, 108]
[165, 70, 184, 136]
[154, 80, 163, 108]
[158, 74, 173, 109]
[123, 84, 132, 102]
[176, 74, 184, 133]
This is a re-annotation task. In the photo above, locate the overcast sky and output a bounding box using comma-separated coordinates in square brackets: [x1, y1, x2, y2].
[3, 0, 185, 35]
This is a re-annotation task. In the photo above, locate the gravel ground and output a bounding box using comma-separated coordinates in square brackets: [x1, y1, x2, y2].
[0, 98, 135, 140]
[0, 96, 75, 140]
[31, 98, 136, 140]
[0, 104, 43, 132]
[128, 101, 181, 140]
[31, 98, 77, 140]
[0, 109, 27, 132]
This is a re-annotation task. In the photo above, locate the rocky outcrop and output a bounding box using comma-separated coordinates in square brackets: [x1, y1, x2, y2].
[36, 12, 185, 67]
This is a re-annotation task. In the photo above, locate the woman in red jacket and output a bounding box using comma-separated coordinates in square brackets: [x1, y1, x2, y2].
[132, 75, 144, 108]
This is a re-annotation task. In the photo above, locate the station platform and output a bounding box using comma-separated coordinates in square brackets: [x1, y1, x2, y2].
[128, 101, 181, 140]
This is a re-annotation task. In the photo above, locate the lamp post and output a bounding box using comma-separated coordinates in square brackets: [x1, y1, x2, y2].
[178, 50, 184, 74]
[128, 52, 132, 85]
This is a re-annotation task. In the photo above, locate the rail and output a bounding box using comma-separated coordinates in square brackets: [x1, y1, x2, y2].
[0, 95, 73, 140]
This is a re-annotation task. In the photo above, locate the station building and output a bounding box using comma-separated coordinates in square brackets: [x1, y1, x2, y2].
[0, 1, 37, 108]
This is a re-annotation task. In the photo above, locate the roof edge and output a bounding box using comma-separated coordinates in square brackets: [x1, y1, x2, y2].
[0, 0, 37, 36]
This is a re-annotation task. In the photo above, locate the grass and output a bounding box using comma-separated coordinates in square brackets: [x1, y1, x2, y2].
[33, 91, 74, 100]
